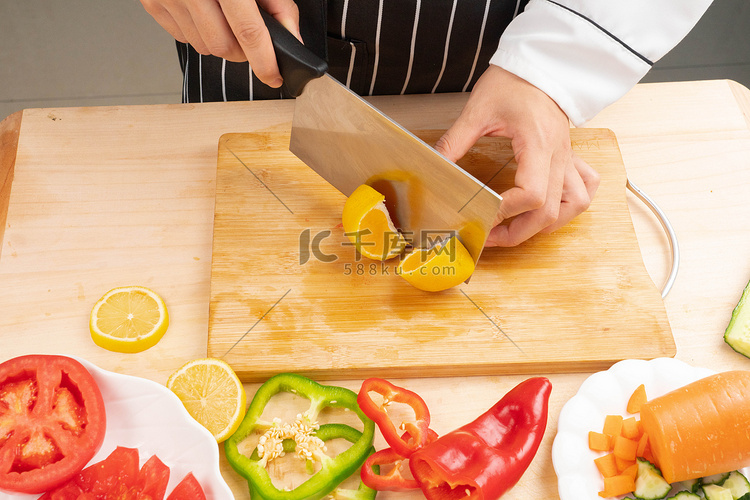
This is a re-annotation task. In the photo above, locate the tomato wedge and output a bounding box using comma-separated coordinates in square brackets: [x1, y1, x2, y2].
[0, 355, 107, 494]
[76, 446, 140, 496]
[136, 454, 170, 499]
[42, 447, 174, 500]
[166, 473, 206, 500]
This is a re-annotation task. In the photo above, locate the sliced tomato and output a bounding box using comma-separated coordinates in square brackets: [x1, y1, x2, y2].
[102, 482, 140, 500]
[38, 480, 84, 500]
[0, 355, 107, 494]
[166, 473, 206, 500]
[76, 446, 139, 496]
[43, 448, 171, 500]
[41, 447, 203, 500]
[136, 454, 170, 500]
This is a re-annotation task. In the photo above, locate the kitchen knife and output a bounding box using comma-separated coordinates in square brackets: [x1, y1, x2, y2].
[260, 10, 503, 265]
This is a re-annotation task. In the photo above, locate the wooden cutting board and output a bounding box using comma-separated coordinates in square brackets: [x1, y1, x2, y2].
[209, 128, 674, 381]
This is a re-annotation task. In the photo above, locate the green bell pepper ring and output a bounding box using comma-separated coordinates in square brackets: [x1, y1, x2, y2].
[247, 423, 379, 500]
[225, 373, 376, 500]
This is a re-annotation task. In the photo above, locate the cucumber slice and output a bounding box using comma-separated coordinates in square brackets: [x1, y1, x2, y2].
[722, 471, 750, 499]
[725, 278, 750, 358]
[704, 473, 733, 486]
[669, 492, 701, 500]
[635, 458, 672, 500]
[704, 484, 735, 500]
[675, 478, 701, 494]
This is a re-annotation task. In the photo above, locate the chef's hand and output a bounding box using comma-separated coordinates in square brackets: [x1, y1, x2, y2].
[435, 65, 600, 247]
[140, 0, 301, 88]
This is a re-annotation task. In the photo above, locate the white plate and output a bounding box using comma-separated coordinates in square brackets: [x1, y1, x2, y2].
[552, 357, 721, 500]
[7, 356, 234, 500]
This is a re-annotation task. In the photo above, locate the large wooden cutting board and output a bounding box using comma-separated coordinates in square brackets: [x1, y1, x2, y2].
[209, 128, 673, 381]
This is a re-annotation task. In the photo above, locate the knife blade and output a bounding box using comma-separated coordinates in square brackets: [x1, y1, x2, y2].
[260, 10, 502, 265]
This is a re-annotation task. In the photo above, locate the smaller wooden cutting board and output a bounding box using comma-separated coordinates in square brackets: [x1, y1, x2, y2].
[209, 128, 674, 381]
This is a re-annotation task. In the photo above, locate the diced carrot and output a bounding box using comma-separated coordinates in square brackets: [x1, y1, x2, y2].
[589, 431, 611, 452]
[602, 414, 623, 438]
[636, 432, 649, 457]
[621, 416, 641, 440]
[594, 453, 619, 478]
[621, 463, 639, 480]
[641, 446, 655, 464]
[635, 432, 655, 462]
[627, 384, 648, 414]
[598, 474, 636, 498]
[615, 455, 636, 473]
[613, 435, 638, 461]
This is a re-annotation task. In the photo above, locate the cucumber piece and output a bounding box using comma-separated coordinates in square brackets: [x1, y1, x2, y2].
[675, 478, 701, 494]
[635, 458, 672, 500]
[722, 471, 750, 499]
[704, 484, 735, 500]
[725, 278, 750, 358]
[668, 492, 701, 500]
[705, 473, 733, 486]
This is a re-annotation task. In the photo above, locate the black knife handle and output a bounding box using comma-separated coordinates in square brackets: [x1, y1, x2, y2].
[259, 9, 328, 97]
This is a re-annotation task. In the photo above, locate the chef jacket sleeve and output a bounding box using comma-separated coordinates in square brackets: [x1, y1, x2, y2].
[490, 0, 714, 126]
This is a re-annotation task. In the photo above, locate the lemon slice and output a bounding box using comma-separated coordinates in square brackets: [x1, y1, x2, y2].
[342, 184, 407, 261]
[397, 236, 475, 292]
[89, 286, 169, 353]
[166, 358, 247, 443]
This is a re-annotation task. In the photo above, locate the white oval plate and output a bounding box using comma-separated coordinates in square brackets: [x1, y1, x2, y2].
[552, 357, 722, 500]
[7, 356, 234, 500]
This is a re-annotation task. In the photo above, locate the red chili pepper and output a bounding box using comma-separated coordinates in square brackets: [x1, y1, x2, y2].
[360, 429, 439, 492]
[357, 378, 432, 458]
[408, 377, 552, 500]
[361, 447, 419, 492]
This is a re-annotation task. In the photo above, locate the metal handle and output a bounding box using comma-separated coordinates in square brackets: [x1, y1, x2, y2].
[626, 178, 680, 298]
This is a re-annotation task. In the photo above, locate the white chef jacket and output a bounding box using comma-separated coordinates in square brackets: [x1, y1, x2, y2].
[493, 0, 714, 125]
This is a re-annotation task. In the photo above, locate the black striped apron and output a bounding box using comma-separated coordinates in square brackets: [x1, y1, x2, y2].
[177, 0, 530, 103]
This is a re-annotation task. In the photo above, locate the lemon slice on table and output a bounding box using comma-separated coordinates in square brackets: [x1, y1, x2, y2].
[166, 358, 246, 443]
[397, 236, 475, 292]
[342, 184, 407, 261]
[89, 286, 169, 353]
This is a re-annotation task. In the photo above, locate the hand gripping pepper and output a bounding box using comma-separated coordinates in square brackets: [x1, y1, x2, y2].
[224, 373, 376, 500]
[408, 377, 552, 500]
[357, 377, 432, 457]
